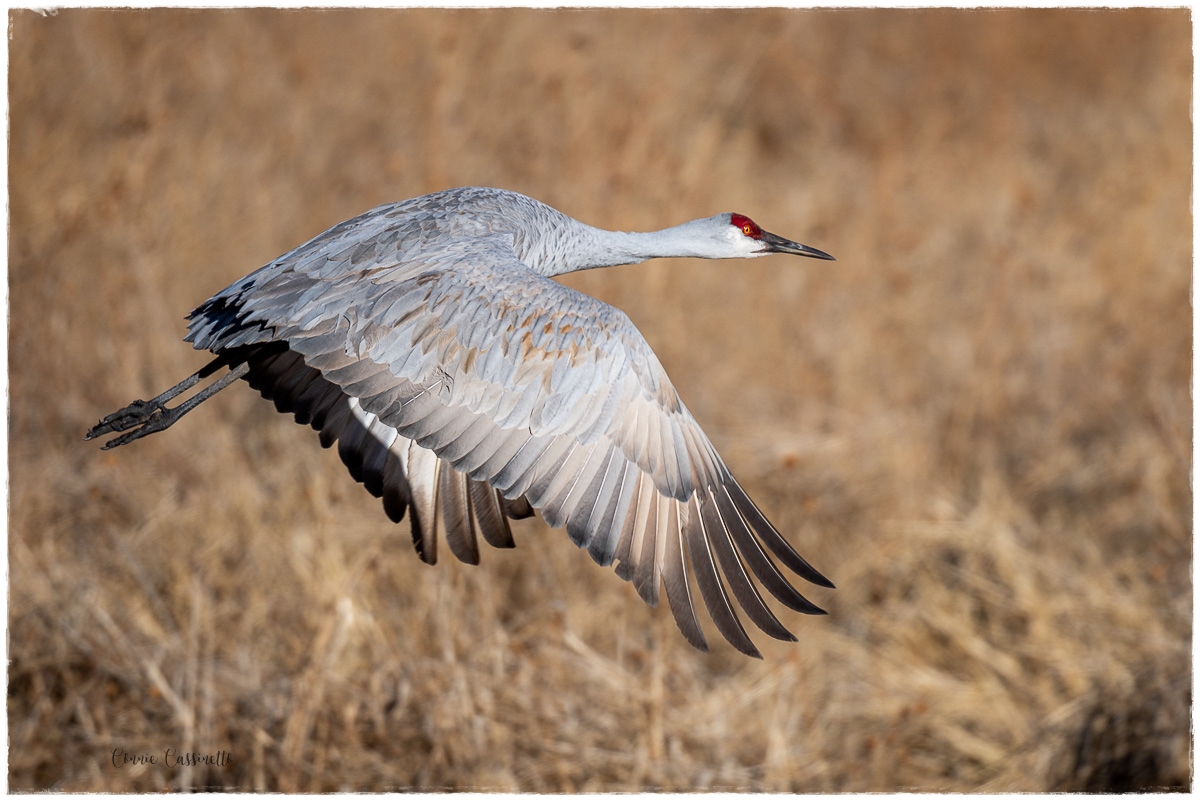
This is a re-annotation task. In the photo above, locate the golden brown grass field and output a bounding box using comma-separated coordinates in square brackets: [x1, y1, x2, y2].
[7, 8, 1192, 792]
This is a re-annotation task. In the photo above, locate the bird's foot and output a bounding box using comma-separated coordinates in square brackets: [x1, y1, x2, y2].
[84, 358, 252, 451]
[85, 399, 179, 450]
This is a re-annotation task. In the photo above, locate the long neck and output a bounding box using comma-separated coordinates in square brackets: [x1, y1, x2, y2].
[533, 219, 716, 277]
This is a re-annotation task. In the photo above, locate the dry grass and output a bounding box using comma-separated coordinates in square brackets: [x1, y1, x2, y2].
[8, 8, 1191, 792]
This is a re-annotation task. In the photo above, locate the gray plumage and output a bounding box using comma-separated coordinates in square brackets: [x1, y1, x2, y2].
[87, 186, 836, 658]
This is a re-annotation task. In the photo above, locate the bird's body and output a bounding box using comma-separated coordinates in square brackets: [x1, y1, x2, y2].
[88, 186, 835, 658]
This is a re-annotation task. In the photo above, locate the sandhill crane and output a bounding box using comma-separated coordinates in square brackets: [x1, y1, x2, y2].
[86, 186, 835, 658]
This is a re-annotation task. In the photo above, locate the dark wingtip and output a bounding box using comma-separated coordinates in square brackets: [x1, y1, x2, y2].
[811, 572, 836, 590]
[636, 581, 659, 608]
[676, 622, 710, 653]
[382, 497, 408, 524]
[788, 593, 829, 616]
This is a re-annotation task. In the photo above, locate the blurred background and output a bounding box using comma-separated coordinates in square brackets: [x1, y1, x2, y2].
[8, 8, 1191, 792]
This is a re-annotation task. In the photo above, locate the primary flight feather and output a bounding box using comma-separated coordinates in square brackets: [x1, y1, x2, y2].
[86, 186, 835, 658]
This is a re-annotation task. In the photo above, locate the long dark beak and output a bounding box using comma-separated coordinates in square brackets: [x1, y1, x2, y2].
[761, 230, 835, 261]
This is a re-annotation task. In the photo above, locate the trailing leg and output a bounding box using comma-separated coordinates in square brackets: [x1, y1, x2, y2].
[85, 358, 249, 450]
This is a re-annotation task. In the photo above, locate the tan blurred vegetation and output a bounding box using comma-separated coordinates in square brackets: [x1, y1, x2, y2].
[8, 8, 1191, 792]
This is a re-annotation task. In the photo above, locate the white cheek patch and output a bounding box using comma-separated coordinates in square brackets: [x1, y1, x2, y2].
[727, 229, 763, 256]
[725, 227, 753, 249]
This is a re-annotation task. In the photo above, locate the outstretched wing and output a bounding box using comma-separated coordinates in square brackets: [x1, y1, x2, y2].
[187, 217, 832, 657]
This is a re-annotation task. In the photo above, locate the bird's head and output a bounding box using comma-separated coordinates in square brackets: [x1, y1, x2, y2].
[722, 213, 835, 261]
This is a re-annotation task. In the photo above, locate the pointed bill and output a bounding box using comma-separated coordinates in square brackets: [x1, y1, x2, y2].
[761, 230, 835, 261]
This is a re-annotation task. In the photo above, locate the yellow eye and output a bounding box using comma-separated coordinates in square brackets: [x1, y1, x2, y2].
[742, 223, 754, 236]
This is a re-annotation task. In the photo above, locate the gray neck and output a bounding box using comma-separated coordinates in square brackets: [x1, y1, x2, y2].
[534, 219, 717, 277]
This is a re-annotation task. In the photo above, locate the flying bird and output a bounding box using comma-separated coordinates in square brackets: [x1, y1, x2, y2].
[86, 186, 835, 658]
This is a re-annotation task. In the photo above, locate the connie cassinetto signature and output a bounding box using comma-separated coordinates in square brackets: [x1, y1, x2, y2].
[111, 748, 232, 769]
